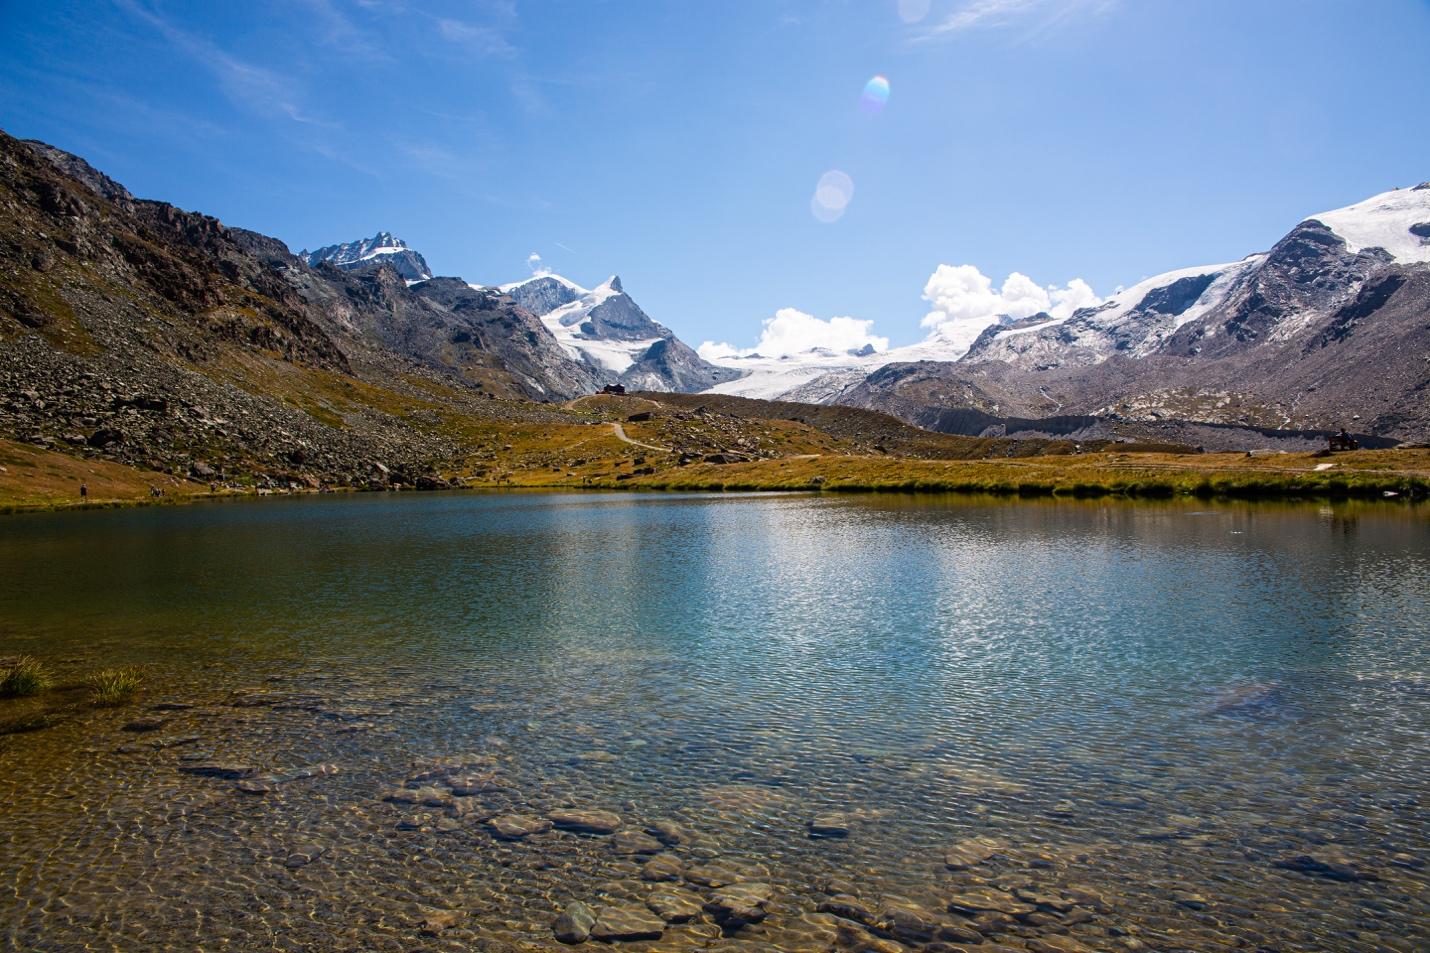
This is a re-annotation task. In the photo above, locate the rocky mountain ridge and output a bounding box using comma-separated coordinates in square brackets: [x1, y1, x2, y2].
[830, 184, 1430, 443]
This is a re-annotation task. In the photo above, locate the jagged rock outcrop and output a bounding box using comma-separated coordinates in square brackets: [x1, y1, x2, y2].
[302, 231, 432, 282]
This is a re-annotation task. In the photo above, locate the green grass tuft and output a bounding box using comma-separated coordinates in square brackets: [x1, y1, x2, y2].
[0, 656, 53, 698]
[84, 667, 145, 707]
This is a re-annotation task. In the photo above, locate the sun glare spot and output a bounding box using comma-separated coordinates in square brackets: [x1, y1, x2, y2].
[897, 0, 931, 24]
[811, 170, 854, 223]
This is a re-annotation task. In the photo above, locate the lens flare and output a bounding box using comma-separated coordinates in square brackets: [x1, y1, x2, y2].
[811, 170, 854, 223]
[861, 74, 890, 112]
[898, 0, 930, 24]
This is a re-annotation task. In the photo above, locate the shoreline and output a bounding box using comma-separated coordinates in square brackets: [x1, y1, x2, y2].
[4, 466, 1427, 516]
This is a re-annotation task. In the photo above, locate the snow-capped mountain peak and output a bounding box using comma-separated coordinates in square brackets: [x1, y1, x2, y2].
[301, 231, 432, 282]
[490, 271, 738, 392]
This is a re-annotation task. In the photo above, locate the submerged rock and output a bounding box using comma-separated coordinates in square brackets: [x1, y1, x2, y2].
[419, 908, 464, 936]
[589, 904, 665, 941]
[553, 901, 596, 943]
[611, 830, 663, 855]
[487, 814, 552, 840]
[549, 808, 623, 834]
[947, 887, 1035, 916]
[647, 818, 688, 846]
[645, 888, 705, 923]
[237, 762, 340, 794]
[943, 837, 1000, 870]
[1274, 851, 1379, 882]
[809, 812, 853, 838]
[705, 882, 773, 927]
[180, 762, 255, 779]
[819, 895, 878, 926]
[641, 853, 684, 881]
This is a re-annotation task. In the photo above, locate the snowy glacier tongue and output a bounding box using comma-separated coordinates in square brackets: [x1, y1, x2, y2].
[1311, 184, 1430, 264]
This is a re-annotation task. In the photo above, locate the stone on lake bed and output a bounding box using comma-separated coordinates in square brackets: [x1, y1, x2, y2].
[589, 903, 665, 941]
[641, 853, 684, 881]
[487, 814, 552, 839]
[1274, 851, 1379, 882]
[611, 830, 663, 854]
[1172, 889, 1211, 909]
[704, 882, 773, 927]
[449, 773, 504, 795]
[879, 899, 941, 941]
[384, 785, 450, 807]
[808, 812, 853, 838]
[548, 808, 623, 834]
[180, 762, 255, 779]
[645, 888, 705, 923]
[418, 908, 463, 936]
[1013, 887, 1075, 912]
[151, 734, 202, 750]
[684, 861, 742, 887]
[553, 901, 596, 943]
[122, 716, 168, 732]
[944, 837, 1000, 870]
[647, 818, 687, 845]
[818, 895, 878, 926]
[833, 922, 904, 953]
[282, 844, 326, 868]
[237, 763, 340, 793]
[1027, 935, 1097, 953]
[571, 750, 619, 765]
[947, 887, 1036, 916]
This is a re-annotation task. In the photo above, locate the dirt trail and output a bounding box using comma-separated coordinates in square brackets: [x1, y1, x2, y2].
[609, 422, 669, 452]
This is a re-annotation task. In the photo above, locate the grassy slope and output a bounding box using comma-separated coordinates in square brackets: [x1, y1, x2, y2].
[0, 439, 220, 512]
[4, 393, 1428, 512]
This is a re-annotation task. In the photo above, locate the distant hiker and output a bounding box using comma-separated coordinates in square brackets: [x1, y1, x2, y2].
[1329, 428, 1359, 452]
[79, 482, 88, 498]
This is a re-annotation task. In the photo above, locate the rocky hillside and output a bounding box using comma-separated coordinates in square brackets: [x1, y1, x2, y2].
[0, 129, 605, 487]
[836, 185, 1430, 444]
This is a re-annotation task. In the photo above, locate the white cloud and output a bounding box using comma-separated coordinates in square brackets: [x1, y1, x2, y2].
[919, 263, 1101, 350]
[914, 0, 1117, 41]
[699, 308, 889, 360]
[436, 17, 518, 58]
[526, 252, 550, 276]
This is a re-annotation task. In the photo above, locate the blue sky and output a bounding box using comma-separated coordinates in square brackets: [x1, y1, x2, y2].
[3, 0, 1428, 353]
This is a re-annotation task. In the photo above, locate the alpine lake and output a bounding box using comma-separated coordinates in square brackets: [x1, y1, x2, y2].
[1, 491, 1426, 953]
